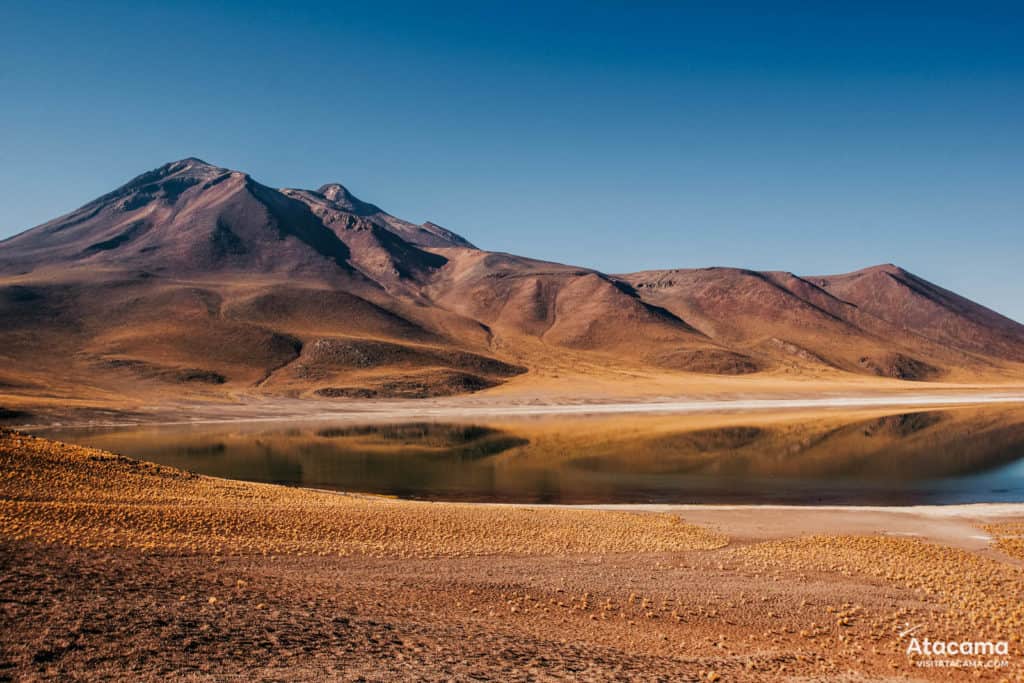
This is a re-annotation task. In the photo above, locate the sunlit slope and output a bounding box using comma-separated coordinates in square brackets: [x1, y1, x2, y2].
[1, 158, 1022, 410]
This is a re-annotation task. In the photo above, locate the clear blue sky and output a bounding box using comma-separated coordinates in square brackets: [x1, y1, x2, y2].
[2, 1, 1022, 321]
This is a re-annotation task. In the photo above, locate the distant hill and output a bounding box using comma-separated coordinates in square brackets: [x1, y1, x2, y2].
[1, 158, 1022, 406]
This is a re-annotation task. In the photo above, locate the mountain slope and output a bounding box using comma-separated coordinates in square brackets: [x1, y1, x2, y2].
[809, 264, 1024, 363]
[0, 159, 353, 278]
[0, 158, 1021, 410]
[623, 264, 1024, 380]
[0, 159, 513, 401]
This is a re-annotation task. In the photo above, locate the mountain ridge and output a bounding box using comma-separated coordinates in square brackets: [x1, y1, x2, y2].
[0, 158, 1021, 408]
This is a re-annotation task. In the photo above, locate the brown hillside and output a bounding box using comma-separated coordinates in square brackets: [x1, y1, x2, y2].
[1, 158, 1021, 411]
[623, 265, 1024, 380]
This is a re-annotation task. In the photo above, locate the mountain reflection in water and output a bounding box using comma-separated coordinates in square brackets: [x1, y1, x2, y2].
[36, 406, 1024, 505]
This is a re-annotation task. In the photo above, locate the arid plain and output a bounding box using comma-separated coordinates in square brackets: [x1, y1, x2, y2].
[2, 159, 1024, 681]
[3, 419, 1024, 681]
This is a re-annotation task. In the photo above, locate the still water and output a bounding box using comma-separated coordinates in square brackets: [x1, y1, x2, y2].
[37, 406, 1024, 505]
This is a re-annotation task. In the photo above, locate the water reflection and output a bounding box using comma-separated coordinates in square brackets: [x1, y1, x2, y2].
[37, 406, 1024, 505]
[314, 423, 528, 461]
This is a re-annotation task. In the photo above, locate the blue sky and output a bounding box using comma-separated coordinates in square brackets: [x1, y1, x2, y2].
[2, 1, 1022, 321]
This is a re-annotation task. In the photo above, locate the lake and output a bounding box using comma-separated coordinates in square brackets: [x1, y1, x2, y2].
[35, 405, 1024, 505]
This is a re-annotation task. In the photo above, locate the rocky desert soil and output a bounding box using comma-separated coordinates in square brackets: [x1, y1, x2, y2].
[2, 429, 1024, 681]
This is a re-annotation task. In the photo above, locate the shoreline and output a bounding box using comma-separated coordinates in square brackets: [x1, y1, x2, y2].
[341, 497, 1024, 551]
[330, 488, 1024, 516]
[471, 500, 1024, 516]
[14, 389, 1024, 430]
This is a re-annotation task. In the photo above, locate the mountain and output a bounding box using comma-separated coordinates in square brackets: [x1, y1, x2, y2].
[620, 265, 1024, 379]
[0, 158, 467, 279]
[1, 158, 1022, 411]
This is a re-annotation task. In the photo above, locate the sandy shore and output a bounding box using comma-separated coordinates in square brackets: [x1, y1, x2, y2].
[8, 389, 1024, 430]
[485, 502, 1024, 554]
[3, 429, 1024, 680]
[372, 392, 1024, 419]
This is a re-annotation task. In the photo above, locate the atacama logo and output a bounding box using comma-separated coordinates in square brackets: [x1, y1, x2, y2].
[899, 624, 1011, 669]
[905, 638, 1009, 657]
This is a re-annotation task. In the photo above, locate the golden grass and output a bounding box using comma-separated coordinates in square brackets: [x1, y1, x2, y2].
[0, 430, 726, 557]
[984, 521, 1024, 562]
[730, 535, 1024, 650]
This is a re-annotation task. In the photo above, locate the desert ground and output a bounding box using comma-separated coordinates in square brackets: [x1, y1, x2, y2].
[3, 427, 1024, 681]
